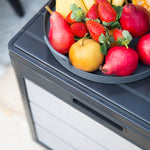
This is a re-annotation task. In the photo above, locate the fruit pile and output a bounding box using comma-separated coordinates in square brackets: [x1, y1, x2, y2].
[46, 0, 150, 77]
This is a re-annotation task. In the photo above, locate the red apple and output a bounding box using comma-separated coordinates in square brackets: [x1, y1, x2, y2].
[100, 46, 139, 76]
[120, 4, 149, 38]
[137, 33, 150, 65]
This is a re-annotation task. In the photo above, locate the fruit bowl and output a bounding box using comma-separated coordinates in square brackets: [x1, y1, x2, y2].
[43, 1, 150, 84]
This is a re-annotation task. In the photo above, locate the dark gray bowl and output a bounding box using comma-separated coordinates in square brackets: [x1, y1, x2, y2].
[43, 1, 150, 84]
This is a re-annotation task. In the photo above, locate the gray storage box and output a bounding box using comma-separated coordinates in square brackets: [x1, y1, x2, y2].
[9, 1, 150, 150]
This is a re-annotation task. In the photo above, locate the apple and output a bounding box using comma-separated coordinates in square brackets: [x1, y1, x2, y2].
[69, 38, 104, 72]
[120, 3, 149, 38]
[137, 33, 150, 65]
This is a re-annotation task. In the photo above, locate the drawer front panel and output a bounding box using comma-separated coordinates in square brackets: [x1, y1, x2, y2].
[35, 124, 75, 150]
[25, 79, 140, 150]
[30, 103, 106, 150]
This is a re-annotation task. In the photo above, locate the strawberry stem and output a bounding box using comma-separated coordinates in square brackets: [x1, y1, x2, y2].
[82, 33, 88, 46]
[45, 6, 53, 15]
[107, 41, 110, 45]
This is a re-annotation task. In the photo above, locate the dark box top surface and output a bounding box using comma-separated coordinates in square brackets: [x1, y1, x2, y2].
[9, 1, 150, 136]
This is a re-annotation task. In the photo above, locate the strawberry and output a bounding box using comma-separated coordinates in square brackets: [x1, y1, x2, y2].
[98, 2, 117, 23]
[96, 0, 109, 4]
[86, 4, 99, 20]
[66, 4, 85, 24]
[112, 28, 133, 48]
[86, 20, 106, 42]
[113, 28, 123, 41]
[71, 22, 88, 38]
[66, 11, 76, 24]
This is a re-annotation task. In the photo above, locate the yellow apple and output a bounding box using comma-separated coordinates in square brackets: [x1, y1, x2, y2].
[69, 38, 104, 72]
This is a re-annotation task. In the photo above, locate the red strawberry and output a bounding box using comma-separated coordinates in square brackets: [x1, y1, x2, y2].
[113, 28, 123, 41]
[98, 2, 117, 23]
[66, 11, 76, 24]
[71, 22, 88, 38]
[66, 4, 85, 24]
[112, 28, 132, 48]
[86, 20, 106, 42]
[96, 0, 109, 4]
[86, 4, 99, 20]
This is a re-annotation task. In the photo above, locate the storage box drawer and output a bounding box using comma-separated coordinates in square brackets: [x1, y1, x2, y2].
[35, 124, 75, 150]
[25, 79, 140, 150]
[30, 103, 106, 150]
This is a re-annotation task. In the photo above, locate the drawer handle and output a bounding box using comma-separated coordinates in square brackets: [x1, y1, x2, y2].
[73, 98, 123, 132]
